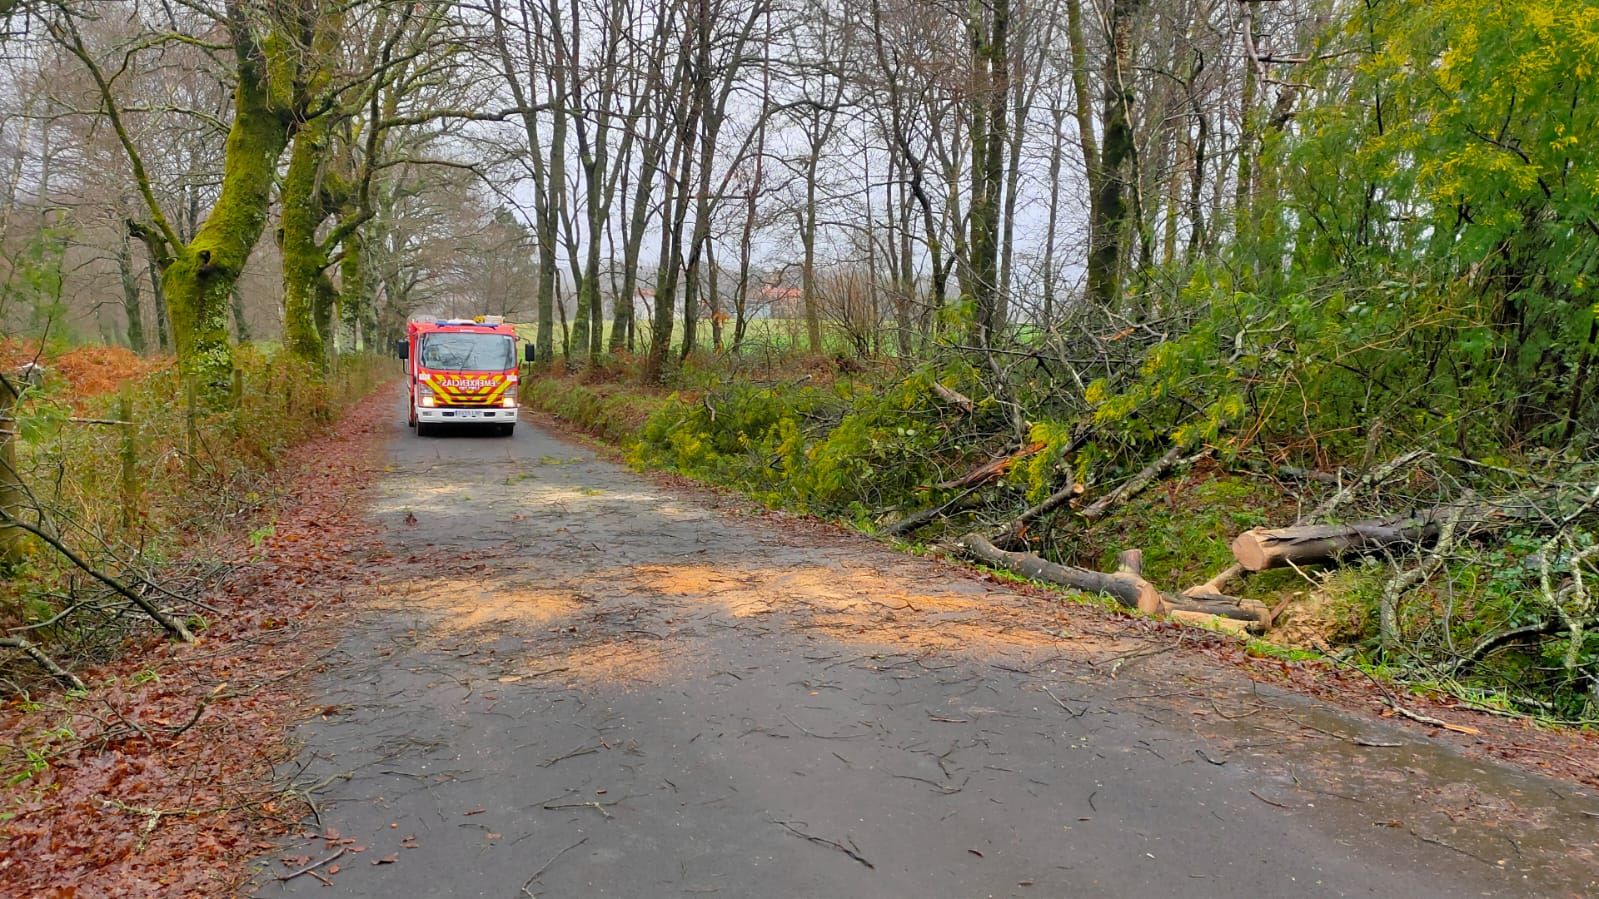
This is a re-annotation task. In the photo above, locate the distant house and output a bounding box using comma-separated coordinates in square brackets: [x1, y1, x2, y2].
[758, 284, 802, 320]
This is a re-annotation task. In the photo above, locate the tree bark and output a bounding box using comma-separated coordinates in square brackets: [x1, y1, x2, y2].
[280, 117, 334, 365]
[117, 228, 146, 353]
[0, 636, 85, 691]
[1085, 0, 1144, 313]
[159, 33, 293, 399]
[1231, 519, 1441, 572]
[0, 374, 25, 565]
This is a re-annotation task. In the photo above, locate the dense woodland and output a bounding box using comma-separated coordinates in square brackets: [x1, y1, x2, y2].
[1, 1, 1598, 715]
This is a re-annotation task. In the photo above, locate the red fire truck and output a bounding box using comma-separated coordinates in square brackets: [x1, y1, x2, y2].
[398, 316, 532, 437]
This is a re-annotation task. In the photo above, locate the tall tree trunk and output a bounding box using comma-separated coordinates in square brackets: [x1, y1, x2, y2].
[800, 160, 822, 353]
[997, 18, 1028, 333]
[1085, 0, 1142, 314]
[117, 229, 146, 353]
[1042, 102, 1065, 326]
[707, 244, 722, 351]
[610, 159, 635, 353]
[281, 118, 332, 364]
[230, 281, 250, 344]
[146, 255, 169, 351]
[158, 59, 291, 398]
[340, 228, 367, 351]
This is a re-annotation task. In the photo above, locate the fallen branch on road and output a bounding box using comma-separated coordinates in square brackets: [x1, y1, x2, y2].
[0, 508, 195, 643]
[276, 848, 345, 882]
[771, 818, 875, 869]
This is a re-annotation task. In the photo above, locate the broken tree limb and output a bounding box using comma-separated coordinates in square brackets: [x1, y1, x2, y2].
[1184, 563, 1244, 599]
[1274, 464, 1342, 486]
[1306, 450, 1426, 522]
[1080, 445, 1191, 522]
[1379, 501, 1470, 649]
[883, 487, 985, 538]
[989, 476, 1084, 549]
[1162, 592, 1273, 625]
[1169, 610, 1252, 636]
[936, 441, 1045, 490]
[931, 381, 975, 414]
[957, 534, 1269, 628]
[960, 532, 1162, 612]
[0, 509, 194, 642]
[0, 635, 86, 690]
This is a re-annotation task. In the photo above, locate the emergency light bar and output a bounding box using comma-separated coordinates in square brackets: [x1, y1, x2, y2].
[429, 315, 508, 327]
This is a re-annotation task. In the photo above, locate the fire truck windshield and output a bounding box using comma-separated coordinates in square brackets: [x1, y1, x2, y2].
[419, 332, 514, 371]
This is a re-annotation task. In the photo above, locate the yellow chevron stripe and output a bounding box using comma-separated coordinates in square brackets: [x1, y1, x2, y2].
[422, 376, 512, 406]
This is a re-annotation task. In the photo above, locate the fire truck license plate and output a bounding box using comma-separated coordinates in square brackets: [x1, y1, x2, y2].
[453, 410, 482, 419]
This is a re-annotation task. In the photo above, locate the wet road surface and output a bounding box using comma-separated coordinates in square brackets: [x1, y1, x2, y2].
[249, 402, 1599, 897]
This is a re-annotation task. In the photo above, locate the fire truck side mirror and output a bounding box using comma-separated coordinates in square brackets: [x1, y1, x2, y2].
[523, 344, 536, 363]
[395, 339, 408, 360]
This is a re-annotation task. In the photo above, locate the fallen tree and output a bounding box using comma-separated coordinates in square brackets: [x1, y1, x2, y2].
[958, 534, 1271, 631]
[1230, 485, 1595, 573]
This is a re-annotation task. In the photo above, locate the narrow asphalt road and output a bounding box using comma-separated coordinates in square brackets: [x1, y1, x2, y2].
[250, 398, 1599, 898]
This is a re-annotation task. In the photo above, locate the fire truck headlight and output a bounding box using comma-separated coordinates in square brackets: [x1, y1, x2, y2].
[420, 395, 436, 407]
[502, 396, 518, 409]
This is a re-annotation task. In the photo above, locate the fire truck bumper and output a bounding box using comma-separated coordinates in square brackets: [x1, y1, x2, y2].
[416, 406, 520, 424]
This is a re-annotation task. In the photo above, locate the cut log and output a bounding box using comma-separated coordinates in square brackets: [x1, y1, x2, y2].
[958, 534, 1269, 628]
[1169, 610, 1252, 636]
[1231, 519, 1439, 572]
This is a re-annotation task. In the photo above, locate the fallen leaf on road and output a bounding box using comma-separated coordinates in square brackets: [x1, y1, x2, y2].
[373, 854, 398, 866]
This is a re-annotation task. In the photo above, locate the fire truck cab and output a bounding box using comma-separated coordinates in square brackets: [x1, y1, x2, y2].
[398, 316, 532, 437]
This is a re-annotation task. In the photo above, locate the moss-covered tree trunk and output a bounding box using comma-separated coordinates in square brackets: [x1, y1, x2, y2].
[158, 39, 290, 399]
[340, 227, 369, 350]
[229, 281, 251, 343]
[281, 119, 331, 364]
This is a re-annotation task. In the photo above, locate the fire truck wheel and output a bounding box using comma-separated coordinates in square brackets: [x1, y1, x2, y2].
[499, 423, 515, 437]
[416, 421, 435, 437]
